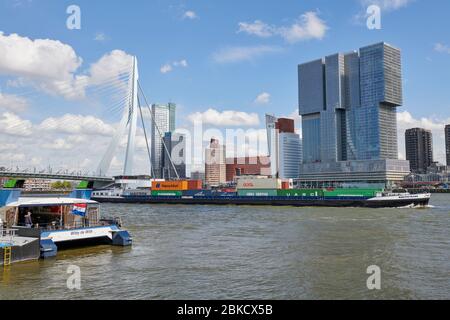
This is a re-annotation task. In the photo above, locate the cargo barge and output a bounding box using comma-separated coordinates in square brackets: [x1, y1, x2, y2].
[92, 180, 431, 208]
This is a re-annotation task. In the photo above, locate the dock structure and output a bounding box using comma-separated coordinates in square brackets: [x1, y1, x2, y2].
[0, 228, 40, 266]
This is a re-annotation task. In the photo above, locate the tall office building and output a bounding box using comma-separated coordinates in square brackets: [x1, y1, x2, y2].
[205, 138, 227, 187]
[446, 125, 450, 167]
[151, 103, 176, 178]
[265, 116, 302, 179]
[162, 132, 187, 179]
[405, 128, 433, 174]
[298, 42, 410, 187]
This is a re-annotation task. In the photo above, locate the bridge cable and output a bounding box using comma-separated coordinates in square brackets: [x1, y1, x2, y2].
[137, 80, 180, 180]
[137, 94, 155, 178]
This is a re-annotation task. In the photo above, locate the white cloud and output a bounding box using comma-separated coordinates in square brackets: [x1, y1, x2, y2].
[238, 12, 328, 43]
[87, 49, 133, 87]
[160, 64, 173, 74]
[238, 20, 273, 38]
[42, 138, 73, 150]
[279, 12, 328, 43]
[434, 43, 450, 54]
[188, 108, 260, 127]
[213, 45, 282, 64]
[0, 32, 82, 81]
[0, 32, 85, 99]
[397, 111, 450, 163]
[160, 59, 188, 74]
[0, 112, 32, 136]
[225, 129, 269, 158]
[0, 32, 133, 100]
[173, 59, 188, 67]
[183, 10, 198, 20]
[353, 0, 413, 24]
[0, 152, 26, 162]
[94, 32, 107, 42]
[0, 93, 29, 112]
[359, 0, 413, 11]
[254, 92, 271, 105]
[0, 143, 17, 151]
[38, 114, 116, 136]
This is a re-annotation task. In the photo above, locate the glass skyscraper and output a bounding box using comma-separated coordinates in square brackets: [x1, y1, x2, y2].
[151, 103, 176, 179]
[265, 115, 302, 179]
[299, 42, 402, 164]
[162, 132, 187, 179]
[298, 42, 410, 187]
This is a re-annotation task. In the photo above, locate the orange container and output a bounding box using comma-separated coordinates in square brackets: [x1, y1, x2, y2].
[152, 181, 189, 191]
[187, 180, 203, 190]
[281, 182, 290, 190]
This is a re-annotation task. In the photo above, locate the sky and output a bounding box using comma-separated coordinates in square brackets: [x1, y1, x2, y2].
[0, 0, 449, 175]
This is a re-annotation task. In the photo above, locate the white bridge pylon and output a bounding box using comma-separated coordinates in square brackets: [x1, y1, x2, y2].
[97, 56, 139, 176]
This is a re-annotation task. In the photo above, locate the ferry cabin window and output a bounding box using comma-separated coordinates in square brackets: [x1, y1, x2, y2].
[18, 206, 63, 229]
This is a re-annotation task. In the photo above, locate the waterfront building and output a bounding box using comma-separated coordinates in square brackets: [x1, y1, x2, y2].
[162, 132, 187, 179]
[298, 42, 410, 188]
[205, 139, 227, 187]
[405, 128, 433, 174]
[24, 179, 53, 191]
[151, 103, 176, 179]
[190, 171, 205, 183]
[225, 156, 271, 182]
[446, 125, 450, 167]
[403, 162, 450, 187]
[265, 116, 302, 179]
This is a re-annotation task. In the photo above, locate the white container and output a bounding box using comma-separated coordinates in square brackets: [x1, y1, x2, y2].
[237, 178, 282, 190]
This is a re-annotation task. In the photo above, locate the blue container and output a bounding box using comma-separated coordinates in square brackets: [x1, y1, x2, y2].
[182, 190, 207, 197]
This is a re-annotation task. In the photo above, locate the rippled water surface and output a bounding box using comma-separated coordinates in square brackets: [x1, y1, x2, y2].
[1, 194, 449, 300]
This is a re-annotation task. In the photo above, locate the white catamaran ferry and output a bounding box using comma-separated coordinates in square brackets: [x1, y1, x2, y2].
[1, 186, 132, 264]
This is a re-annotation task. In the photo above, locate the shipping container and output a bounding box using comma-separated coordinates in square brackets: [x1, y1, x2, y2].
[151, 191, 183, 197]
[238, 189, 278, 197]
[152, 181, 189, 191]
[187, 180, 203, 190]
[237, 178, 281, 190]
[323, 188, 382, 198]
[281, 182, 292, 190]
[278, 189, 324, 197]
[182, 190, 208, 197]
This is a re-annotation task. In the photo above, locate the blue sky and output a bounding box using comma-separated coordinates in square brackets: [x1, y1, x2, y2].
[0, 0, 449, 173]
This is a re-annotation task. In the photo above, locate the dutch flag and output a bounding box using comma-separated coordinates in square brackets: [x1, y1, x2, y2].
[72, 203, 87, 217]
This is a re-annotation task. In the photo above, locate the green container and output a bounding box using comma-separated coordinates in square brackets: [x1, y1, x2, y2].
[238, 189, 278, 197]
[77, 181, 90, 189]
[3, 179, 18, 189]
[151, 191, 182, 197]
[323, 188, 382, 198]
[278, 189, 324, 197]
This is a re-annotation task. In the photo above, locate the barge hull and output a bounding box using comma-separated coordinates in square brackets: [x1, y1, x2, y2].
[92, 196, 430, 208]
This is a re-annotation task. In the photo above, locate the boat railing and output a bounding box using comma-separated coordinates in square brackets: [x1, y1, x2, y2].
[0, 228, 18, 238]
[18, 220, 119, 232]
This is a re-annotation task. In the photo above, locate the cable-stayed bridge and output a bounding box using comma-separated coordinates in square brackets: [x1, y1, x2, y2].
[1, 55, 177, 187]
[0, 168, 113, 183]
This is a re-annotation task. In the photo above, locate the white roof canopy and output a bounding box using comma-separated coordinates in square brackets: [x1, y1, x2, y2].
[6, 197, 98, 208]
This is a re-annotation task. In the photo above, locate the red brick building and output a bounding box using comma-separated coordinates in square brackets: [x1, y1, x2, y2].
[226, 156, 271, 182]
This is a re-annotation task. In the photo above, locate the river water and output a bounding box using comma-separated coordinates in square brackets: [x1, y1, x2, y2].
[1, 194, 449, 300]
